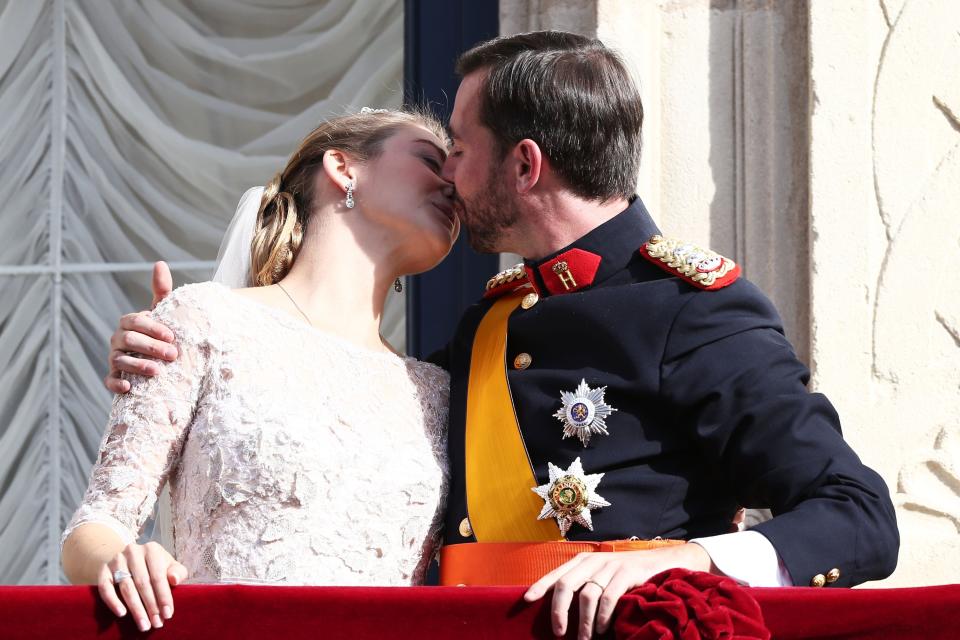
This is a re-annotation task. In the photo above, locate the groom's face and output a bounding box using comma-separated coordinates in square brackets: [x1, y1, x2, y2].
[444, 72, 520, 254]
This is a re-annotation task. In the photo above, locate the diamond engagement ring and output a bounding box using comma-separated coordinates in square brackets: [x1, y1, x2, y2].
[112, 569, 132, 584]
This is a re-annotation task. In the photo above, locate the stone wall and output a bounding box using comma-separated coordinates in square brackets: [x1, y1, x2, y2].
[808, 0, 960, 588]
[500, 0, 960, 587]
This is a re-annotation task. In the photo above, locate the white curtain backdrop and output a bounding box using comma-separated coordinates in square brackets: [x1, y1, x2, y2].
[0, 0, 404, 584]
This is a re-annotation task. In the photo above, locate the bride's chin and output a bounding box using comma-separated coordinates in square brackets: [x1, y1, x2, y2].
[400, 237, 454, 274]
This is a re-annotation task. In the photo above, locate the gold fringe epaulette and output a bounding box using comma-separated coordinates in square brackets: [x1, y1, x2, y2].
[483, 263, 530, 299]
[639, 235, 741, 290]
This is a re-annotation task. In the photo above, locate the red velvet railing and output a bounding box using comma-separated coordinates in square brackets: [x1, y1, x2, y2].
[1, 583, 958, 639]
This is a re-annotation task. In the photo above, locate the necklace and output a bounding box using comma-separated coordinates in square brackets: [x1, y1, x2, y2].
[276, 282, 313, 326]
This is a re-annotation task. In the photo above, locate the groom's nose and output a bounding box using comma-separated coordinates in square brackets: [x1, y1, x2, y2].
[440, 156, 456, 183]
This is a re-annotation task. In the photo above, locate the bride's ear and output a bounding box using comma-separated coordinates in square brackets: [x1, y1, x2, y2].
[321, 149, 357, 194]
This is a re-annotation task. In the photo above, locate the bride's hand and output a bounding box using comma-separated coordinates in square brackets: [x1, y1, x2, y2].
[97, 541, 188, 632]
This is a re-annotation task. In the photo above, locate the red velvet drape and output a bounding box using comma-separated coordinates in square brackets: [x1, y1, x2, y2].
[1, 583, 957, 639]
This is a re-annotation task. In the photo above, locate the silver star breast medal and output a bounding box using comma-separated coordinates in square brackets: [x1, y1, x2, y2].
[552, 378, 618, 446]
[531, 457, 610, 536]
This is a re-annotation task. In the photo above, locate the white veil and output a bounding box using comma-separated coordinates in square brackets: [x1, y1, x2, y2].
[212, 186, 265, 288]
[152, 186, 264, 550]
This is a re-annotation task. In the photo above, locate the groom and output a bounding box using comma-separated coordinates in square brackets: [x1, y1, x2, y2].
[108, 31, 898, 639]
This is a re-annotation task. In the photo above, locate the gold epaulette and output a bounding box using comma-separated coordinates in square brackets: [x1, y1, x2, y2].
[639, 235, 741, 290]
[483, 263, 529, 299]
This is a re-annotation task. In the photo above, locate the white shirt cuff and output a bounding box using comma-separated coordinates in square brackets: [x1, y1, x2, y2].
[690, 530, 793, 587]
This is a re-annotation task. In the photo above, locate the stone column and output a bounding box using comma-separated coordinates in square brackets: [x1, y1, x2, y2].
[808, 0, 960, 587]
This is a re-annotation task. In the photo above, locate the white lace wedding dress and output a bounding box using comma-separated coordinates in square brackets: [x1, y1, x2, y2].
[62, 282, 450, 586]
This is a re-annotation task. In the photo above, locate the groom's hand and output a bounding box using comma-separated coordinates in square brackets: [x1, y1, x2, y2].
[104, 262, 177, 394]
[522, 544, 716, 640]
[151, 260, 173, 308]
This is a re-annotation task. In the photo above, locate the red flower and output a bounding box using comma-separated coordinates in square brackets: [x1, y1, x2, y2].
[614, 568, 770, 640]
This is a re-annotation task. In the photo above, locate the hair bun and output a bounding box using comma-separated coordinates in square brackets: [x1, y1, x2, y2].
[262, 177, 281, 199]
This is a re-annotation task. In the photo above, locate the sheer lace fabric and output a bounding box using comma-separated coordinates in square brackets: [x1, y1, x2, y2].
[63, 282, 449, 586]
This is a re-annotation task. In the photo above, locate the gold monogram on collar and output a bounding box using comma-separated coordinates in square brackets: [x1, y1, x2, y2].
[552, 261, 577, 290]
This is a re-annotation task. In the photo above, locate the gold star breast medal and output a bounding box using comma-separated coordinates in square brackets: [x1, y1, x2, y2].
[552, 379, 618, 446]
[532, 457, 610, 536]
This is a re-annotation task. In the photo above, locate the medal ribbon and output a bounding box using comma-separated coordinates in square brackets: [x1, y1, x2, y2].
[465, 293, 562, 542]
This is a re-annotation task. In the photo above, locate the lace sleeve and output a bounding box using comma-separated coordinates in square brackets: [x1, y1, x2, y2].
[409, 362, 451, 584]
[62, 286, 214, 547]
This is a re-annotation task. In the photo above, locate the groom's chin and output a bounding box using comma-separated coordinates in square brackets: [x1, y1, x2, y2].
[464, 228, 500, 255]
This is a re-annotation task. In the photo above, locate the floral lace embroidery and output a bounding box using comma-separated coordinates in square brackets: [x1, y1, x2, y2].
[63, 282, 450, 586]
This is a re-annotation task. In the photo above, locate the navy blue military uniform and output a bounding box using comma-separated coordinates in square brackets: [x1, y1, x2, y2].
[430, 198, 899, 588]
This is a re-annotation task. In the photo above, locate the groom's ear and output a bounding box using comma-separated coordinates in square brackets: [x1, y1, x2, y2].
[322, 149, 357, 192]
[511, 139, 543, 194]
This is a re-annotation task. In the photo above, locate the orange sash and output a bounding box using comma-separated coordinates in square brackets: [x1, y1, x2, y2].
[464, 293, 562, 542]
[440, 540, 685, 586]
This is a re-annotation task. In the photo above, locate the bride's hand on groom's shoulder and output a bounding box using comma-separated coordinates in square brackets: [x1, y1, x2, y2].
[104, 262, 177, 394]
[98, 541, 188, 632]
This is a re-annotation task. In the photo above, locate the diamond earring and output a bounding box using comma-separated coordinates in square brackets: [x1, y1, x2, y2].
[394, 278, 403, 293]
[345, 181, 355, 209]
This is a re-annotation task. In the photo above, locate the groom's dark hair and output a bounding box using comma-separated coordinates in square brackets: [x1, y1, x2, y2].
[456, 31, 643, 202]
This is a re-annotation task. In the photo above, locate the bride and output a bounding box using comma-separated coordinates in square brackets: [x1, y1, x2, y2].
[60, 108, 458, 632]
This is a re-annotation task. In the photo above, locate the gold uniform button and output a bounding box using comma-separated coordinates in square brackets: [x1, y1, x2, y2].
[810, 574, 826, 588]
[513, 353, 532, 370]
[521, 292, 539, 309]
[826, 568, 840, 583]
[458, 517, 473, 538]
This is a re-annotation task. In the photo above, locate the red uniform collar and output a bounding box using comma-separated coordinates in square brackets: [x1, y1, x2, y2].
[522, 198, 660, 297]
[523, 248, 602, 296]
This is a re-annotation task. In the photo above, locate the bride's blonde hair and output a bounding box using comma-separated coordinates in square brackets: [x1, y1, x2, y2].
[250, 108, 448, 286]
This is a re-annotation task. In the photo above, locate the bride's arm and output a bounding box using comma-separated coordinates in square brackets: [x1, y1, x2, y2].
[62, 287, 211, 628]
